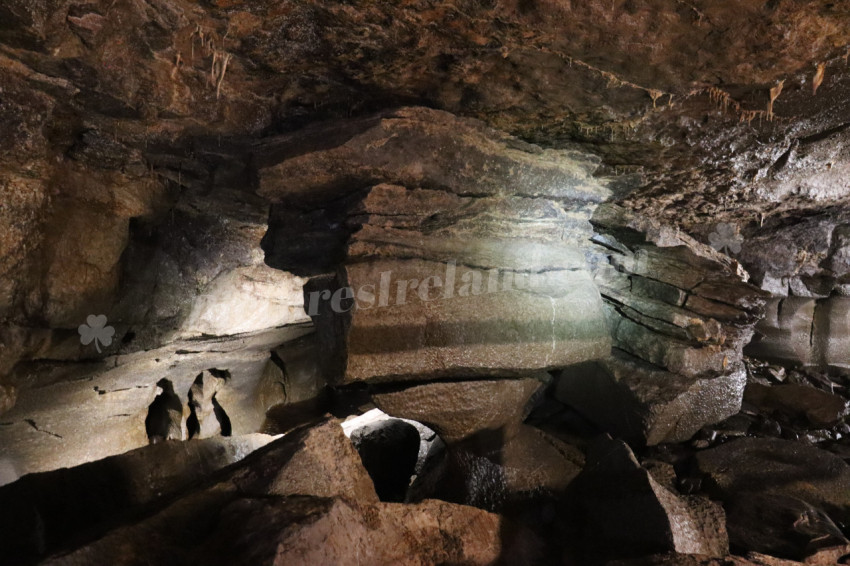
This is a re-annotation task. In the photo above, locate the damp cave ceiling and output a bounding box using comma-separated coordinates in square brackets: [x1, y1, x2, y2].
[3, 0, 850, 241]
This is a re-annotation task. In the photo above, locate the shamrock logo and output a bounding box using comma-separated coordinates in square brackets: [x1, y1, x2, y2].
[708, 223, 744, 255]
[78, 314, 115, 353]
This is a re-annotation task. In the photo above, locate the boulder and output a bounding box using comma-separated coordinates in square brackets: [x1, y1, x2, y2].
[572, 437, 728, 561]
[37, 419, 540, 566]
[743, 383, 849, 429]
[556, 351, 746, 445]
[689, 438, 850, 558]
[432, 424, 584, 512]
[0, 434, 275, 564]
[194, 496, 534, 566]
[372, 377, 543, 444]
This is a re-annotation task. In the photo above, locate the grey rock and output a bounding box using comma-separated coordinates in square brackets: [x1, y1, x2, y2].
[555, 351, 746, 445]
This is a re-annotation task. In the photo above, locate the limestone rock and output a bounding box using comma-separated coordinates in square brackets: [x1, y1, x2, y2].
[37, 419, 540, 566]
[572, 437, 728, 561]
[0, 434, 275, 564]
[0, 326, 312, 483]
[743, 383, 849, 429]
[580, 204, 767, 445]
[555, 351, 747, 445]
[259, 108, 612, 383]
[186, 369, 231, 439]
[179, 264, 309, 338]
[317, 260, 612, 383]
[0, 384, 15, 415]
[372, 377, 543, 444]
[606, 554, 805, 566]
[228, 419, 379, 504]
[429, 424, 584, 512]
[746, 298, 817, 366]
[195, 496, 532, 566]
[256, 107, 609, 206]
[748, 295, 850, 376]
[47, 495, 538, 566]
[690, 438, 850, 557]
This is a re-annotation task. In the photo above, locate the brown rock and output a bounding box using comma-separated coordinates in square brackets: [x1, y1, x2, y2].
[372, 377, 543, 444]
[744, 383, 849, 428]
[228, 419, 379, 504]
[573, 437, 728, 561]
[0, 434, 275, 564]
[37, 419, 540, 566]
[197, 496, 534, 566]
[691, 438, 850, 558]
[0, 384, 15, 415]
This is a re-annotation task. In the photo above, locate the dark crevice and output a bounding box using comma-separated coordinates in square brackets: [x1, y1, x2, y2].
[23, 419, 63, 439]
[145, 378, 183, 443]
[212, 395, 232, 437]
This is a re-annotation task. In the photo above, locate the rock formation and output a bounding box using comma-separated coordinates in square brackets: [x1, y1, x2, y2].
[4, 1, 850, 564]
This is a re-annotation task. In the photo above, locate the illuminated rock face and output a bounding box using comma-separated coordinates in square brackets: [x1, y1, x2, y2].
[260, 107, 612, 382]
[747, 296, 850, 373]
[554, 204, 769, 445]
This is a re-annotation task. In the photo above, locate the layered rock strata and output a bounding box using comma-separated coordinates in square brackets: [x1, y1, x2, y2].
[556, 204, 769, 445]
[258, 106, 612, 383]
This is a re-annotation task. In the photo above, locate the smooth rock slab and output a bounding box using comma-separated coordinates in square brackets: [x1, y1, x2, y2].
[372, 377, 543, 444]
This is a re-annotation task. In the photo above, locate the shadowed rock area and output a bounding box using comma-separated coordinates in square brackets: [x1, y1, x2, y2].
[5, 0, 850, 564]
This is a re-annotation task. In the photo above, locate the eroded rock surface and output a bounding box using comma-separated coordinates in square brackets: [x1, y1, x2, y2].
[372, 377, 542, 444]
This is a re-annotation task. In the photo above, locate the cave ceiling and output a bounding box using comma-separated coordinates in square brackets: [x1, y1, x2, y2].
[4, 0, 850, 239]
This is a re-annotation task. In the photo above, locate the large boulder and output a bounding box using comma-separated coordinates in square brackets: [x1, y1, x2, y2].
[688, 438, 850, 558]
[0, 434, 275, 564]
[36, 418, 540, 566]
[571, 437, 728, 562]
[372, 377, 543, 444]
[555, 351, 747, 446]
